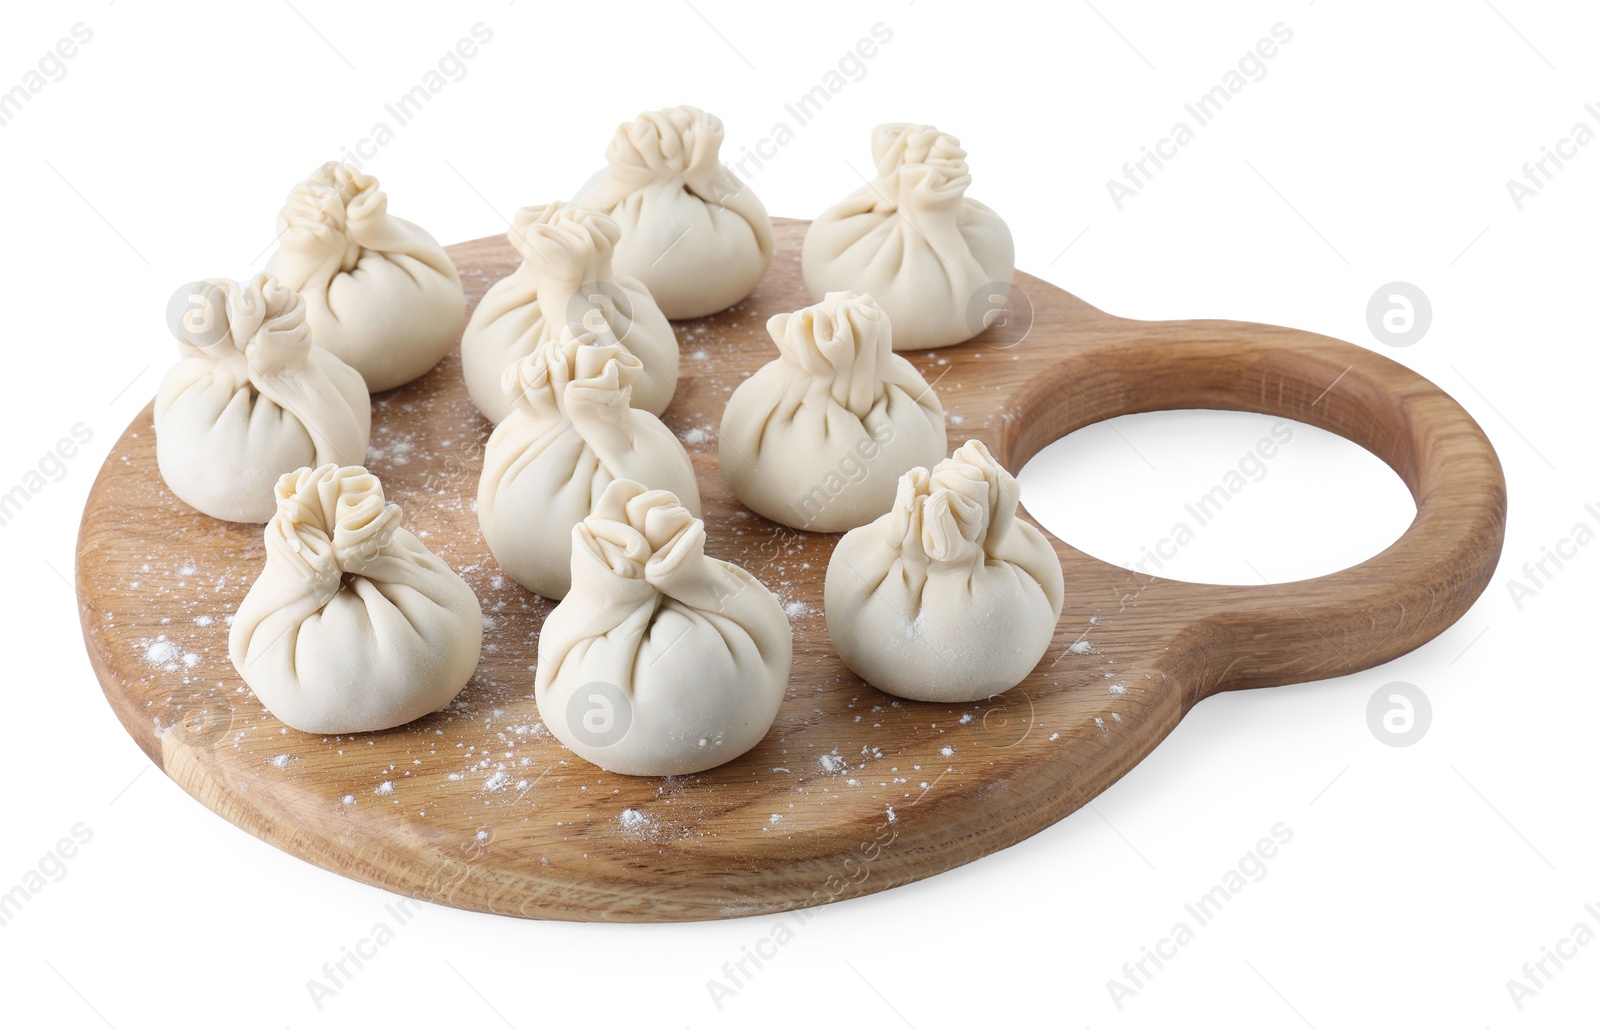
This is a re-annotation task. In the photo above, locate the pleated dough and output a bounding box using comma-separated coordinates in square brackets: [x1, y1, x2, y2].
[719, 291, 946, 532]
[536, 479, 792, 776]
[154, 273, 369, 523]
[267, 162, 466, 392]
[478, 326, 700, 600]
[228, 464, 483, 734]
[802, 124, 1015, 350]
[461, 202, 678, 423]
[574, 105, 773, 319]
[825, 440, 1063, 703]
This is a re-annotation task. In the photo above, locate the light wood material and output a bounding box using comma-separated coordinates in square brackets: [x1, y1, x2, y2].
[76, 219, 1506, 921]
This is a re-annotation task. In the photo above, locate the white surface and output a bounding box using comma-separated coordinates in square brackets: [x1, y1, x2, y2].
[1, 1, 1593, 1027]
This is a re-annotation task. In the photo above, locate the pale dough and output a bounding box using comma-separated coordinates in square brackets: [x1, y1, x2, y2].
[478, 326, 700, 600]
[824, 440, 1063, 702]
[461, 202, 678, 423]
[267, 162, 466, 392]
[154, 274, 369, 523]
[719, 291, 946, 532]
[802, 124, 1014, 350]
[228, 464, 483, 734]
[574, 105, 773, 319]
[536, 479, 792, 776]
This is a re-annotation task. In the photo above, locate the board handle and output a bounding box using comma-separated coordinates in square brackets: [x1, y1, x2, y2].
[1005, 317, 1507, 706]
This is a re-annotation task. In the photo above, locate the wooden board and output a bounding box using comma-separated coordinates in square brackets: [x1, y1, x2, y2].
[76, 219, 1506, 921]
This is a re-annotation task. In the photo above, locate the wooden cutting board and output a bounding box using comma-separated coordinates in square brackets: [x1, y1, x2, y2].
[76, 218, 1506, 921]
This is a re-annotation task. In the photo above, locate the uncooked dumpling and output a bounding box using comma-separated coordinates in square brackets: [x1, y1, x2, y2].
[536, 479, 792, 776]
[478, 325, 700, 600]
[719, 291, 945, 532]
[154, 273, 369, 523]
[825, 440, 1063, 702]
[462, 202, 678, 422]
[267, 162, 466, 392]
[574, 105, 773, 319]
[802, 124, 1014, 350]
[228, 464, 483, 734]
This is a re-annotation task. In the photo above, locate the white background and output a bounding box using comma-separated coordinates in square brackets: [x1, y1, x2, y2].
[1, 1, 1594, 1027]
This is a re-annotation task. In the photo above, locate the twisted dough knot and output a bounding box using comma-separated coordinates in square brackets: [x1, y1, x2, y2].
[887, 439, 1019, 565]
[279, 161, 387, 271]
[767, 291, 894, 418]
[576, 479, 704, 583]
[501, 323, 641, 414]
[604, 104, 726, 181]
[506, 202, 621, 276]
[870, 123, 973, 199]
[175, 272, 310, 365]
[272, 464, 402, 581]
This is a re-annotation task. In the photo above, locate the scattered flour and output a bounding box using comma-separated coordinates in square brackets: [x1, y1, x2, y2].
[1068, 640, 1096, 655]
[144, 640, 177, 665]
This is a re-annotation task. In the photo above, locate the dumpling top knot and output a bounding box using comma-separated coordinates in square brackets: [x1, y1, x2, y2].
[281, 161, 386, 232]
[886, 439, 1021, 565]
[766, 291, 896, 418]
[174, 272, 310, 366]
[605, 104, 726, 182]
[506, 202, 622, 279]
[576, 479, 705, 583]
[270, 463, 402, 582]
[871, 123, 973, 200]
[501, 323, 642, 416]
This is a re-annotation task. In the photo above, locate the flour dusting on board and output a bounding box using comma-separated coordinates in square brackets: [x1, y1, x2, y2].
[84, 230, 1149, 918]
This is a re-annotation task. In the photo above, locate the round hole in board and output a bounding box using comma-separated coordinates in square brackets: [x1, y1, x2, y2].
[1016, 409, 1417, 586]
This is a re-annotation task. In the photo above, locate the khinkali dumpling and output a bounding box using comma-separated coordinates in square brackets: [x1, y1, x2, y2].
[719, 291, 945, 532]
[478, 326, 700, 600]
[802, 124, 1014, 350]
[825, 440, 1063, 703]
[154, 273, 369, 523]
[266, 162, 466, 392]
[536, 479, 791, 776]
[228, 464, 483, 734]
[461, 202, 677, 422]
[574, 105, 773, 319]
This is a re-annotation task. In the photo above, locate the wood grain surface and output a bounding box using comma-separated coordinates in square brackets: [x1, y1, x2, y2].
[75, 218, 1506, 921]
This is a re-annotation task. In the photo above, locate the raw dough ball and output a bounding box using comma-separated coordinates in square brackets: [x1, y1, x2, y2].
[228, 464, 483, 734]
[267, 162, 466, 392]
[461, 202, 678, 423]
[802, 124, 1015, 350]
[574, 105, 773, 319]
[536, 479, 792, 776]
[478, 325, 700, 600]
[825, 440, 1063, 702]
[719, 291, 946, 532]
[154, 273, 369, 523]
